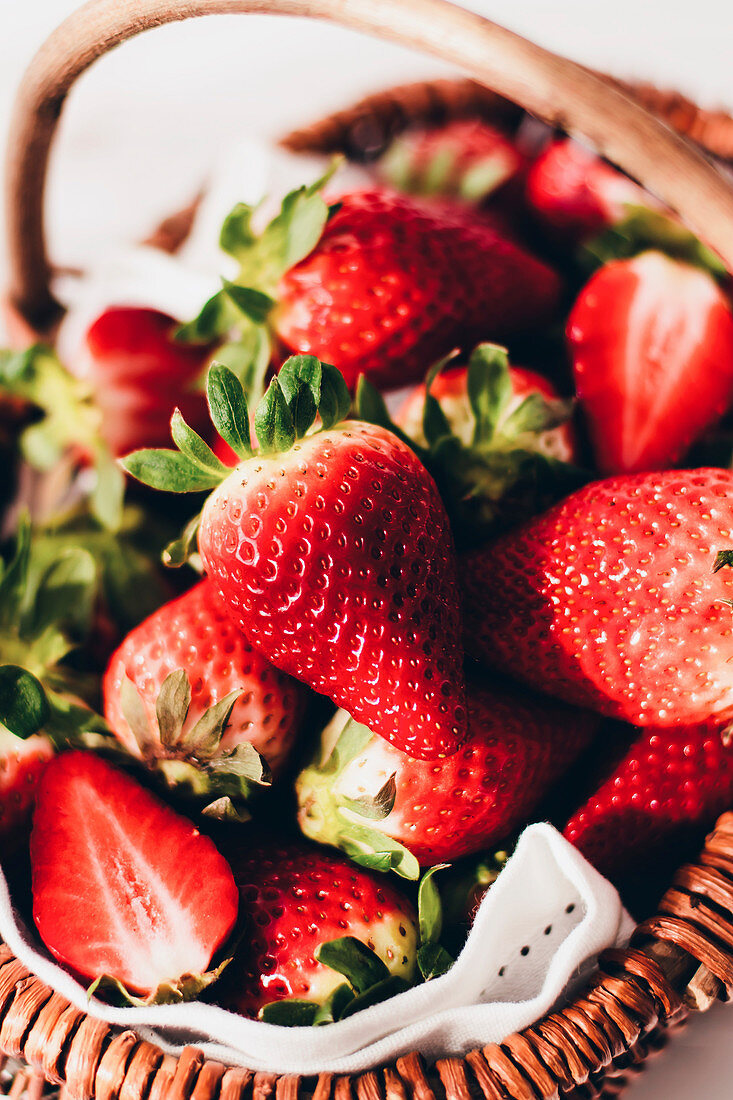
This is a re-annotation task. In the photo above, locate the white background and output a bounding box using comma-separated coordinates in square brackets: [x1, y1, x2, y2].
[1, 1, 732, 1095]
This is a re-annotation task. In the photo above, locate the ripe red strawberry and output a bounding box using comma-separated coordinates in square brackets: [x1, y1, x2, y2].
[31, 751, 238, 1000]
[397, 362, 576, 463]
[75, 308, 211, 456]
[274, 190, 560, 390]
[0, 732, 53, 849]
[213, 838, 417, 1019]
[568, 252, 733, 474]
[378, 120, 523, 203]
[564, 724, 733, 879]
[526, 139, 652, 241]
[461, 467, 733, 729]
[297, 677, 596, 870]
[123, 359, 468, 761]
[103, 578, 308, 778]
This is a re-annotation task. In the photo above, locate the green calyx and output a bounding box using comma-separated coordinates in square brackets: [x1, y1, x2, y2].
[0, 345, 124, 530]
[296, 712, 420, 881]
[175, 161, 342, 402]
[121, 355, 351, 501]
[582, 205, 728, 281]
[357, 342, 586, 550]
[88, 955, 232, 1008]
[381, 133, 514, 203]
[0, 515, 110, 747]
[119, 668, 271, 820]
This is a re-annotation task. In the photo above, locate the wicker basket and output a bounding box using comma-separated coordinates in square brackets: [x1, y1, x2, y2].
[4, 2, 733, 1099]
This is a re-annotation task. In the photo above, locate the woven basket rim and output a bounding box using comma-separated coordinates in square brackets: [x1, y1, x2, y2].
[4, 69, 733, 1100]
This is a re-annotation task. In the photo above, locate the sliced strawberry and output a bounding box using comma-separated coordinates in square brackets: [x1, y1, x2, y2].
[526, 139, 652, 242]
[31, 752, 238, 997]
[568, 252, 733, 474]
[0, 731, 53, 849]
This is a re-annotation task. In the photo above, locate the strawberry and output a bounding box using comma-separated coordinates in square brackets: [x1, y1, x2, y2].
[0, 731, 53, 849]
[31, 751, 239, 1001]
[213, 837, 417, 1020]
[378, 120, 523, 204]
[103, 577, 308, 783]
[568, 252, 733, 474]
[123, 358, 468, 761]
[564, 723, 733, 880]
[461, 467, 733, 729]
[356, 343, 581, 549]
[526, 139, 652, 242]
[76, 308, 212, 457]
[296, 676, 596, 873]
[180, 180, 561, 393]
[396, 359, 576, 463]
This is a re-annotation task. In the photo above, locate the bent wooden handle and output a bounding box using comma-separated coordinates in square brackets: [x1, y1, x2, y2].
[6, 0, 733, 334]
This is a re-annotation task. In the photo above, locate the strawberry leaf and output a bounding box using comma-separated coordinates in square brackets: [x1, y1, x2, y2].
[417, 943, 454, 981]
[313, 983, 355, 1025]
[501, 393, 574, 437]
[163, 511, 202, 568]
[319, 365, 352, 430]
[467, 343, 512, 445]
[714, 550, 733, 573]
[90, 443, 126, 532]
[315, 936, 390, 994]
[338, 976, 411, 1018]
[418, 863, 449, 945]
[255, 377, 295, 454]
[222, 281, 275, 325]
[27, 549, 96, 639]
[214, 330, 271, 406]
[155, 670, 192, 749]
[170, 410, 229, 477]
[183, 689, 243, 756]
[175, 289, 235, 344]
[206, 364, 253, 460]
[321, 716, 375, 776]
[278, 355, 322, 437]
[220, 203, 257, 260]
[341, 773, 396, 821]
[355, 377, 419, 453]
[0, 665, 49, 738]
[259, 999, 320, 1027]
[121, 448, 222, 493]
[582, 206, 728, 281]
[120, 676, 155, 754]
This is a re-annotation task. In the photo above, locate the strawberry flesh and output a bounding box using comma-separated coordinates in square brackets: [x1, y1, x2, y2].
[31, 752, 239, 995]
[568, 252, 733, 474]
[0, 733, 53, 847]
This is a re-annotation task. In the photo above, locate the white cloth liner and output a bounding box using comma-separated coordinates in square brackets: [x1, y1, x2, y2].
[1, 823, 634, 1076]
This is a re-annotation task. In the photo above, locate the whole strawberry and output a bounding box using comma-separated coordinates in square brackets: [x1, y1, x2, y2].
[75, 308, 212, 457]
[123, 358, 467, 760]
[461, 467, 733, 728]
[564, 723, 733, 880]
[0, 731, 53, 850]
[357, 343, 580, 549]
[104, 578, 308, 782]
[526, 139, 653, 242]
[213, 837, 417, 1019]
[378, 120, 523, 204]
[31, 751, 239, 1001]
[297, 676, 596, 872]
[180, 182, 561, 393]
[568, 251, 733, 474]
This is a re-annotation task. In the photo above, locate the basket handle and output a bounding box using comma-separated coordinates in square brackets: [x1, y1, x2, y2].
[7, 0, 733, 334]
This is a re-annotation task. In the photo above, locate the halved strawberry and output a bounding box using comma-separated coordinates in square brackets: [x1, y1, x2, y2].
[568, 252, 733, 474]
[31, 751, 239, 1001]
[0, 731, 53, 850]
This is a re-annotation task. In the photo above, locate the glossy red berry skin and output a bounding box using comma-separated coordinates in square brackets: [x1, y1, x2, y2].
[564, 724, 733, 879]
[0, 734, 54, 848]
[198, 422, 467, 760]
[461, 468, 733, 729]
[103, 579, 308, 776]
[213, 839, 417, 1018]
[274, 190, 561, 391]
[298, 678, 597, 866]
